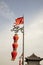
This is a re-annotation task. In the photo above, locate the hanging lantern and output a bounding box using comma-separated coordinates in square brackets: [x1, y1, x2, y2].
[12, 42, 18, 50]
[11, 51, 17, 60]
[13, 34, 19, 41]
[19, 59, 22, 65]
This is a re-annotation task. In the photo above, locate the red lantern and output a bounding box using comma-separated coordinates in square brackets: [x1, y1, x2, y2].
[13, 34, 19, 41]
[11, 51, 17, 60]
[12, 43, 18, 50]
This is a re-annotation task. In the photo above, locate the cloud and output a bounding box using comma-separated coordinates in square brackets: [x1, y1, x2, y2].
[0, 1, 15, 21]
[0, 2, 43, 65]
[24, 9, 43, 58]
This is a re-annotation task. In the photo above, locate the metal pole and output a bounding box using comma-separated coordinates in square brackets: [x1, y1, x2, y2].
[22, 25, 24, 65]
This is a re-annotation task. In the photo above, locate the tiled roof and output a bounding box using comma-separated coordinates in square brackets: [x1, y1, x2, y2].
[25, 53, 43, 61]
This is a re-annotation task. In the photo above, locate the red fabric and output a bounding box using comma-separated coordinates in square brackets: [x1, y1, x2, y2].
[15, 17, 24, 25]
[19, 59, 22, 65]
[13, 34, 19, 41]
[11, 51, 17, 60]
[12, 43, 18, 49]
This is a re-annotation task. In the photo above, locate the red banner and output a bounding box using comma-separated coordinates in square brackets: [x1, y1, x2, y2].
[15, 17, 24, 25]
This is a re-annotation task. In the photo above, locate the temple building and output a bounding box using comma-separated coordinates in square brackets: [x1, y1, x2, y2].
[25, 53, 43, 65]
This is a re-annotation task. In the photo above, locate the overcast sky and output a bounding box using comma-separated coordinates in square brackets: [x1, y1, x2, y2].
[0, 0, 43, 65]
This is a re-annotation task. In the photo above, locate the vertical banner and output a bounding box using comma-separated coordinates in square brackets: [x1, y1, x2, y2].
[11, 16, 24, 65]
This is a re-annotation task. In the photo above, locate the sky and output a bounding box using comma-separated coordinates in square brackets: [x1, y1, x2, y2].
[0, 0, 43, 65]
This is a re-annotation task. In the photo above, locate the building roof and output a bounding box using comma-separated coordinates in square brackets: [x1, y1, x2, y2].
[25, 53, 43, 61]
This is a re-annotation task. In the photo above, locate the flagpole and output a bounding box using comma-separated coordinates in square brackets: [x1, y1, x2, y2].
[22, 25, 24, 65]
[22, 15, 24, 65]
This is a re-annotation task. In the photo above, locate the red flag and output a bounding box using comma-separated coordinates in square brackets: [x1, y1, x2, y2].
[15, 17, 24, 25]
